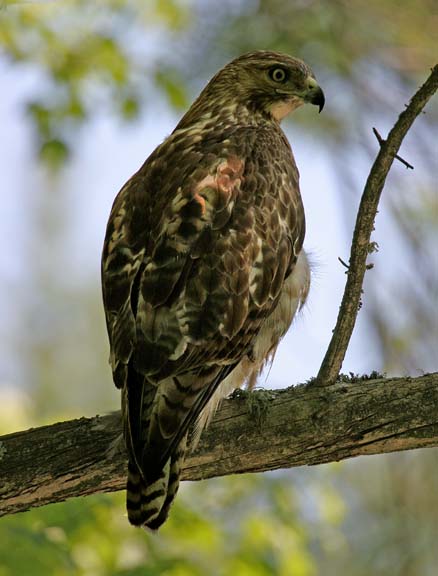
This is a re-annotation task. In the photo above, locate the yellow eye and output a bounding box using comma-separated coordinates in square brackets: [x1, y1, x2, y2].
[269, 67, 287, 83]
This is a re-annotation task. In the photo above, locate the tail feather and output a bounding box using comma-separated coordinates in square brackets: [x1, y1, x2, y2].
[146, 436, 187, 530]
[123, 362, 233, 529]
[126, 434, 187, 530]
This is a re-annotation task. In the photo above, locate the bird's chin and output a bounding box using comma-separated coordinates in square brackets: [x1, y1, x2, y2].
[269, 97, 303, 121]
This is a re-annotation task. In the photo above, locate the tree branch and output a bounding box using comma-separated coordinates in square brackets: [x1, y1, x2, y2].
[317, 65, 438, 386]
[1, 372, 438, 518]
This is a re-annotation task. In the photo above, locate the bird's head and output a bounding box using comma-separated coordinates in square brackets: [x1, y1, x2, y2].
[181, 51, 325, 126]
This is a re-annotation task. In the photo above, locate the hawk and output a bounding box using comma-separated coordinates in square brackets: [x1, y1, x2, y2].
[102, 51, 324, 529]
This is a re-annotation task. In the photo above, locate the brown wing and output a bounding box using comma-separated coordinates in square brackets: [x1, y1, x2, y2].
[102, 122, 304, 486]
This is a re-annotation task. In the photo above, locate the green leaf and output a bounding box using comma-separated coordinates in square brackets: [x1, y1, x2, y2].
[39, 138, 69, 170]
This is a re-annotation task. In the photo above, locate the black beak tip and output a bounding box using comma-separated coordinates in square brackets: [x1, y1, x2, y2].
[311, 87, 325, 113]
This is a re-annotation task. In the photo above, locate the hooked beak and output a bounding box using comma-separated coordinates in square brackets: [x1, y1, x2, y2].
[304, 77, 325, 113]
[309, 86, 325, 113]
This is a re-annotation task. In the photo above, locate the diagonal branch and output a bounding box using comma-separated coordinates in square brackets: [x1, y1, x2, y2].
[1, 372, 438, 518]
[317, 65, 438, 386]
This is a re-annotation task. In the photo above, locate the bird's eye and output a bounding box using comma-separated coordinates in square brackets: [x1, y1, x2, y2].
[269, 67, 288, 83]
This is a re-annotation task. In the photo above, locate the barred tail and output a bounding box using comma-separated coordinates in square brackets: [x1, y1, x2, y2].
[126, 435, 187, 530]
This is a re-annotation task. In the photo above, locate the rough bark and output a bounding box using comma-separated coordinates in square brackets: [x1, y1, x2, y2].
[1, 372, 437, 517]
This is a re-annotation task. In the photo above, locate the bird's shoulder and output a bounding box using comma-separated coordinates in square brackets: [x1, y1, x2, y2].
[104, 117, 293, 251]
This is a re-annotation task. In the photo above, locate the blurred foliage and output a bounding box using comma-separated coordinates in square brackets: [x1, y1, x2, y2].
[368, 185, 438, 374]
[0, 0, 190, 168]
[1, 1, 438, 575]
[1, 0, 436, 165]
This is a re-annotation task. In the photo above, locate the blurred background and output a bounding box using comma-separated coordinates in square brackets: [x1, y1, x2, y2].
[0, 1, 437, 574]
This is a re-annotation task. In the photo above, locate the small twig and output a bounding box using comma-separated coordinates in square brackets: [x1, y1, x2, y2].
[373, 127, 414, 169]
[338, 257, 350, 270]
[317, 65, 438, 386]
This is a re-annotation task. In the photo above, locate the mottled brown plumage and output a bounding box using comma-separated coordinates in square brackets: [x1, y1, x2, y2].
[101, 51, 324, 529]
